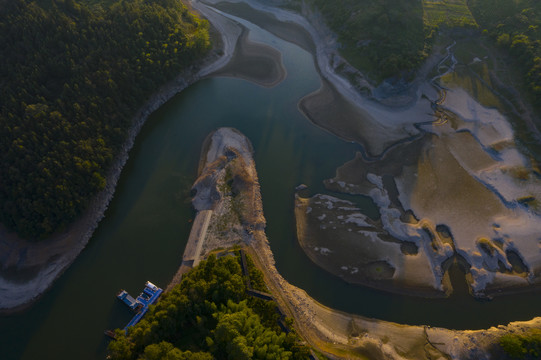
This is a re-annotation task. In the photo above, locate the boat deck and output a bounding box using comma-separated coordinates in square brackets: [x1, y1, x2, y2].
[116, 281, 163, 332]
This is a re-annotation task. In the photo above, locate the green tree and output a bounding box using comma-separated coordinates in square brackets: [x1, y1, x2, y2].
[107, 254, 309, 360]
[0, 0, 211, 239]
[140, 341, 212, 360]
[500, 329, 541, 359]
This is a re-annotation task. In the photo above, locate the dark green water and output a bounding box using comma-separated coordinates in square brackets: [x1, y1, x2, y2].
[1, 17, 540, 360]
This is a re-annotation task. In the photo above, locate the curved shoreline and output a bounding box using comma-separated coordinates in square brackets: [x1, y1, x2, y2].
[0, 66, 217, 313]
[2, 4, 536, 352]
[0, 1, 242, 313]
[214, 0, 541, 299]
[183, 126, 541, 359]
[211, 26, 287, 87]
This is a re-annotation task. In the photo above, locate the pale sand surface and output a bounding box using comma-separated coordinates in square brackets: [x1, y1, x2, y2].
[294, 193, 447, 297]
[397, 87, 541, 294]
[178, 127, 541, 359]
[221, 0, 541, 296]
[319, 90, 541, 297]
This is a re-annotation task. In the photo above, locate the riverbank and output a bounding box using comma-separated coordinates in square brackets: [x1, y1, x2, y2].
[165, 127, 262, 291]
[180, 126, 541, 359]
[212, 26, 286, 87]
[209, 0, 541, 297]
[0, 1, 244, 313]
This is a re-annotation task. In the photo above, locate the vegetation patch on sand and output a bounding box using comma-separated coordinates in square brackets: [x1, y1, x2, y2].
[423, 0, 477, 28]
[440, 65, 503, 109]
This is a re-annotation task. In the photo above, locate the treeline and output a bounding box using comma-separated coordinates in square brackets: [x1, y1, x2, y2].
[305, 0, 481, 82]
[108, 253, 310, 359]
[0, 0, 210, 239]
[468, 0, 541, 108]
[499, 328, 541, 359]
[307, 0, 430, 81]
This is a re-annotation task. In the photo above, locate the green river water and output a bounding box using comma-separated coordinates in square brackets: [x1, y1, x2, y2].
[0, 13, 540, 360]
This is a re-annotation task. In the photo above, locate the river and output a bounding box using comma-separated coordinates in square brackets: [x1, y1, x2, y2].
[1, 8, 540, 360]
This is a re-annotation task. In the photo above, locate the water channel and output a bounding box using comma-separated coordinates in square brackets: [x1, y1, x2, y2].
[1, 10, 540, 360]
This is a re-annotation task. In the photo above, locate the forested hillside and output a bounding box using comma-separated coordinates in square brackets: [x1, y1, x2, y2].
[0, 0, 210, 238]
[468, 0, 541, 108]
[307, 0, 539, 107]
[107, 253, 310, 359]
[306, 0, 479, 81]
[307, 0, 429, 80]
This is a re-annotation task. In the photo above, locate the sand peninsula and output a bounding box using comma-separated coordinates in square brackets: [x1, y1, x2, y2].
[202, 0, 541, 298]
[180, 126, 541, 360]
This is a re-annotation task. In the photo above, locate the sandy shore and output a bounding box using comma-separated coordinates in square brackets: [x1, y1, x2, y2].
[209, 0, 541, 298]
[181, 126, 541, 360]
[212, 26, 286, 87]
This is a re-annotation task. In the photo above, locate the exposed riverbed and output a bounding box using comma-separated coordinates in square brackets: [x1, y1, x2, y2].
[1, 1, 540, 359]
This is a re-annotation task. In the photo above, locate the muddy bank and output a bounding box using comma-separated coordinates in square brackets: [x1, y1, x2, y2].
[211, 26, 286, 87]
[298, 78, 421, 157]
[209, 0, 432, 158]
[211, 0, 315, 54]
[187, 128, 541, 360]
[294, 192, 452, 298]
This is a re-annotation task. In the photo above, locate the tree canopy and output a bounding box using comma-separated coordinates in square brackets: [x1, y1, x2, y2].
[468, 0, 541, 108]
[306, 0, 431, 81]
[107, 253, 310, 360]
[499, 328, 541, 359]
[0, 0, 210, 238]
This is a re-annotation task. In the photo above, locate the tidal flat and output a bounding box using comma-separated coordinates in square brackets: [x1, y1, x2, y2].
[296, 35, 541, 298]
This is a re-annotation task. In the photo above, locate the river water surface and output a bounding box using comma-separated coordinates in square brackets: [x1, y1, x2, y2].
[1, 12, 540, 360]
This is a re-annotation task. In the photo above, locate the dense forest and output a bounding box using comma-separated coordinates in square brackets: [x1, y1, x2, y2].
[307, 0, 540, 108]
[307, 0, 430, 81]
[0, 0, 210, 239]
[468, 0, 541, 108]
[305, 0, 478, 81]
[107, 253, 310, 359]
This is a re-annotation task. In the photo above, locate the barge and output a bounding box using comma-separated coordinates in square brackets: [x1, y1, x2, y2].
[106, 281, 163, 336]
